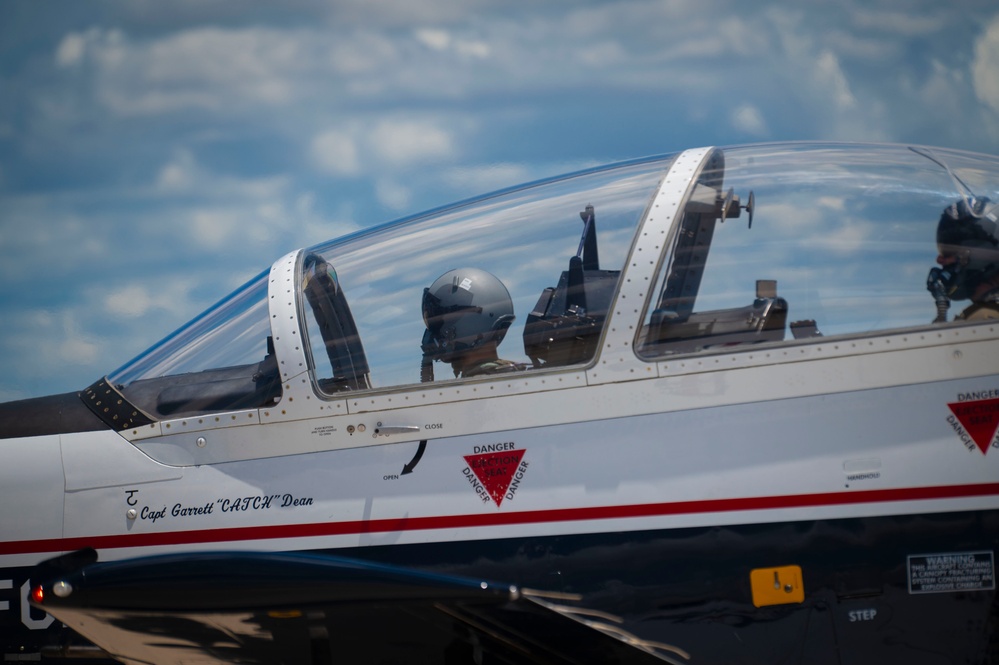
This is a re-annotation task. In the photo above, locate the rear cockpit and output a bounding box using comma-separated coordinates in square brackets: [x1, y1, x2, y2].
[636, 144, 999, 362]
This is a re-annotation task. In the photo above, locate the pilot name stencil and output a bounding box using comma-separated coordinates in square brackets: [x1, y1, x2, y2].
[127, 490, 314, 524]
[946, 394, 999, 454]
[462, 444, 529, 507]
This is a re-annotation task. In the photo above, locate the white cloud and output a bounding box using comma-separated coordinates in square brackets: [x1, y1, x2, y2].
[292, 191, 361, 246]
[414, 27, 489, 58]
[817, 196, 846, 212]
[730, 104, 769, 137]
[55, 32, 87, 67]
[308, 117, 464, 180]
[328, 31, 399, 76]
[973, 15, 999, 114]
[34, 2, 996, 150]
[101, 277, 201, 321]
[815, 50, 857, 111]
[851, 9, 944, 37]
[370, 119, 456, 166]
[0, 203, 106, 282]
[17, 310, 99, 368]
[156, 150, 198, 191]
[153, 148, 289, 207]
[172, 191, 295, 252]
[822, 218, 873, 255]
[7, 0, 999, 402]
[43, 10, 763, 120]
[918, 59, 967, 121]
[64, 26, 322, 115]
[442, 163, 532, 193]
[455, 38, 490, 59]
[54, 28, 125, 68]
[56, 323, 99, 367]
[104, 285, 156, 318]
[311, 131, 361, 177]
[375, 179, 412, 211]
[415, 28, 451, 51]
[325, 0, 486, 27]
[188, 209, 243, 248]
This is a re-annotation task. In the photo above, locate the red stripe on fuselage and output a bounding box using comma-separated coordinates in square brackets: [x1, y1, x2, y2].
[3, 483, 998, 556]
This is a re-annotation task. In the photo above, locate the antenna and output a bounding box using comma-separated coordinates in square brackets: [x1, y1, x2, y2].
[909, 146, 996, 219]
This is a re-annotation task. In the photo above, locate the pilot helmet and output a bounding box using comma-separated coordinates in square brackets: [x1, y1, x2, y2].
[935, 197, 999, 300]
[422, 268, 515, 363]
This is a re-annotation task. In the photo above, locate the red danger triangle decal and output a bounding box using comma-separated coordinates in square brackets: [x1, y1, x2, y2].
[948, 398, 999, 455]
[463, 449, 526, 507]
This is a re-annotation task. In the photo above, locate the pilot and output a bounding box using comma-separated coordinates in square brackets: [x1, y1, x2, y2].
[927, 197, 999, 322]
[421, 268, 521, 379]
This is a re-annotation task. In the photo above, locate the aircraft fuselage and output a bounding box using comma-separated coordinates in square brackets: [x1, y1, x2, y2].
[2, 143, 998, 663]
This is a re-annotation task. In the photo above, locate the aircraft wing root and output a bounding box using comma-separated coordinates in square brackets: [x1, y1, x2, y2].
[29, 550, 685, 665]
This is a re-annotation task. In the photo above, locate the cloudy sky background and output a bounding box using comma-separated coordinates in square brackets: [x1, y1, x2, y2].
[2, 0, 999, 400]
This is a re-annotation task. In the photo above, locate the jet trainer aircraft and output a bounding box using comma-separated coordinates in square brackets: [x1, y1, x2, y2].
[1, 142, 998, 664]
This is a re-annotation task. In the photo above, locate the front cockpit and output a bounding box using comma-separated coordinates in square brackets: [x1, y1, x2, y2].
[100, 154, 672, 423]
[97, 270, 281, 425]
[95, 143, 999, 432]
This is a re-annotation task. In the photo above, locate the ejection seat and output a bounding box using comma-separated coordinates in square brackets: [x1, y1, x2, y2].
[636, 178, 792, 355]
[643, 279, 789, 355]
[301, 253, 372, 394]
[523, 205, 618, 368]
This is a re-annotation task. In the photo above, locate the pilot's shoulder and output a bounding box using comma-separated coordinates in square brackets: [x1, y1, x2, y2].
[957, 301, 999, 321]
[463, 358, 526, 377]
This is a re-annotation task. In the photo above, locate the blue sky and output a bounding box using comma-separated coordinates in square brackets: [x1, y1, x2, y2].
[2, 0, 999, 401]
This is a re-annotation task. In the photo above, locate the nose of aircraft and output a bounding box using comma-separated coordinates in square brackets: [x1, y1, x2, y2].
[0, 390, 109, 439]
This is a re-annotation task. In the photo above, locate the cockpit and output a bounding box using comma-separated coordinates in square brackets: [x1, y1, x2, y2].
[98, 143, 999, 426]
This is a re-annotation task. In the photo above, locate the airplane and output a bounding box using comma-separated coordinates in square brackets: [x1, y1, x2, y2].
[1, 141, 998, 664]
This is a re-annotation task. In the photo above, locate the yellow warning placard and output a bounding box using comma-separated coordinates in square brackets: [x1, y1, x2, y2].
[750, 565, 805, 607]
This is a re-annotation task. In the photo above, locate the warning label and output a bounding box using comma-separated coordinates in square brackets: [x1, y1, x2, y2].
[947, 396, 999, 454]
[462, 446, 528, 508]
[907, 551, 995, 594]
